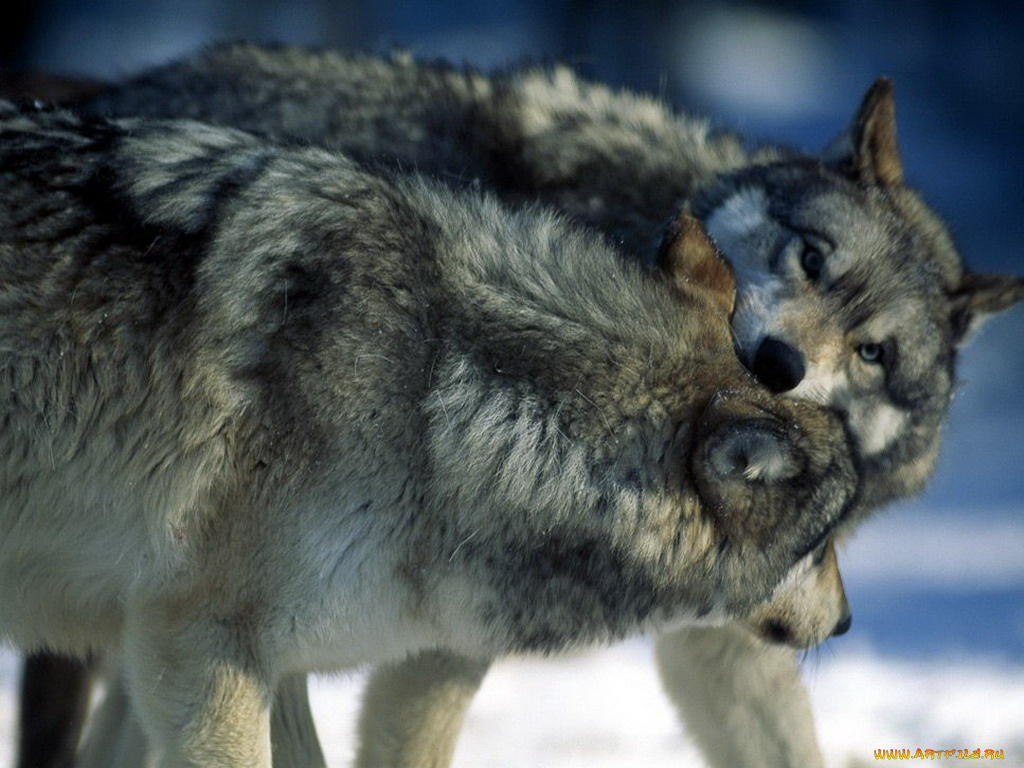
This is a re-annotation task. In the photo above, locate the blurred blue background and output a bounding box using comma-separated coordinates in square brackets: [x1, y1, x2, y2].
[2, 0, 1022, 681]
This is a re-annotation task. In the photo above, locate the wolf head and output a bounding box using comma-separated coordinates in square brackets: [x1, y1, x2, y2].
[690, 79, 1024, 517]
[743, 539, 851, 649]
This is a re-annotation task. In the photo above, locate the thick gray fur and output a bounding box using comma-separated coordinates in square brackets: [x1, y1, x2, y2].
[71, 44, 1024, 768]
[85, 42, 1024, 518]
[0, 102, 856, 766]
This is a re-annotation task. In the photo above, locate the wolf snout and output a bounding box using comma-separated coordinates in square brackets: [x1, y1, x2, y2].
[757, 608, 852, 649]
[750, 336, 805, 394]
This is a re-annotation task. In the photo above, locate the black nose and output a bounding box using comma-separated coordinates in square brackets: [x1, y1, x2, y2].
[831, 613, 852, 637]
[751, 337, 806, 393]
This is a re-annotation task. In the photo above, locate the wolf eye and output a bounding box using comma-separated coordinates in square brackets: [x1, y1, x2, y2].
[857, 343, 883, 363]
[800, 246, 824, 279]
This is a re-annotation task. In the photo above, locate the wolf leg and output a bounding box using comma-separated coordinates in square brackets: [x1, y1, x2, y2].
[654, 624, 824, 768]
[75, 668, 324, 768]
[122, 611, 273, 768]
[270, 674, 327, 768]
[16, 652, 93, 768]
[354, 650, 491, 768]
[76, 667, 152, 768]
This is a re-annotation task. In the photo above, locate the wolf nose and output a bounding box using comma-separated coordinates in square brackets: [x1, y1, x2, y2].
[831, 613, 852, 637]
[751, 337, 806, 393]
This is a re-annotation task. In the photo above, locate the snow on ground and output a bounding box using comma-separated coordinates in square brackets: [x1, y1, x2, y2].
[2, 641, 1023, 767]
[809, 647, 1024, 766]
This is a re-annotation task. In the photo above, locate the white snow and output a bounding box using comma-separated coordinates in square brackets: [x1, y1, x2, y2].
[3, 639, 1023, 767]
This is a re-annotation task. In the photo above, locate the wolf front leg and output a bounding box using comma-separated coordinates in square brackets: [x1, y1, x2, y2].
[355, 650, 491, 768]
[75, 669, 324, 768]
[122, 610, 274, 768]
[654, 624, 825, 768]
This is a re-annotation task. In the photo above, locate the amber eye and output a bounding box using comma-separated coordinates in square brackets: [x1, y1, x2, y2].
[800, 247, 824, 279]
[858, 343, 883, 363]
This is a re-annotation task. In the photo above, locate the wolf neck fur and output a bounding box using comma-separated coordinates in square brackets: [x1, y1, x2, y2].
[410, 180, 710, 439]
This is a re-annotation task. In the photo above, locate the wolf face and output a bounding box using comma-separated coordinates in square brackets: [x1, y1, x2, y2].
[693, 80, 1024, 515]
[699, 167, 953, 459]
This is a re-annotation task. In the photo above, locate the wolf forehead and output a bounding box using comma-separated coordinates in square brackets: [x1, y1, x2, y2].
[698, 159, 960, 279]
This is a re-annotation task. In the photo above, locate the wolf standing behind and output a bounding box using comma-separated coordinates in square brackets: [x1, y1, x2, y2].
[0, 102, 857, 767]
[73, 42, 1024, 768]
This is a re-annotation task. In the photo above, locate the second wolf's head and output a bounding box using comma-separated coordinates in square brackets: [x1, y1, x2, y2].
[692, 79, 1024, 517]
[656, 213, 852, 650]
[745, 539, 850, 649]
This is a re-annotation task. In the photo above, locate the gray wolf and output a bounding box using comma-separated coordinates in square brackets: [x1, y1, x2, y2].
[69, 42, 1024, 768]
[0, 101, 856, 767]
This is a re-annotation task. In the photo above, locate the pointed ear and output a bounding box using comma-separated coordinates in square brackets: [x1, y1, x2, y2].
[822, 77, 903, 187]
[949, 272, 1024, 346]
[656, 208, 735, 316]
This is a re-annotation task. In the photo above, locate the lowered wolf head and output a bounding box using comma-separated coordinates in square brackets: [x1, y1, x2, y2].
[690, 79, 1024, 517]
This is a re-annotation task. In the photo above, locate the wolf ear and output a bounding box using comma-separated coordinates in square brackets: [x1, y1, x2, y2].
[656, 208, 735, 316]
[949, 272, 1024, 346]
[822, 77, 903, 188]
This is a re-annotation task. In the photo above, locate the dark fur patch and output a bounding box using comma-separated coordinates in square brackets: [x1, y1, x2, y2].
[481, 533, 661, 653]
